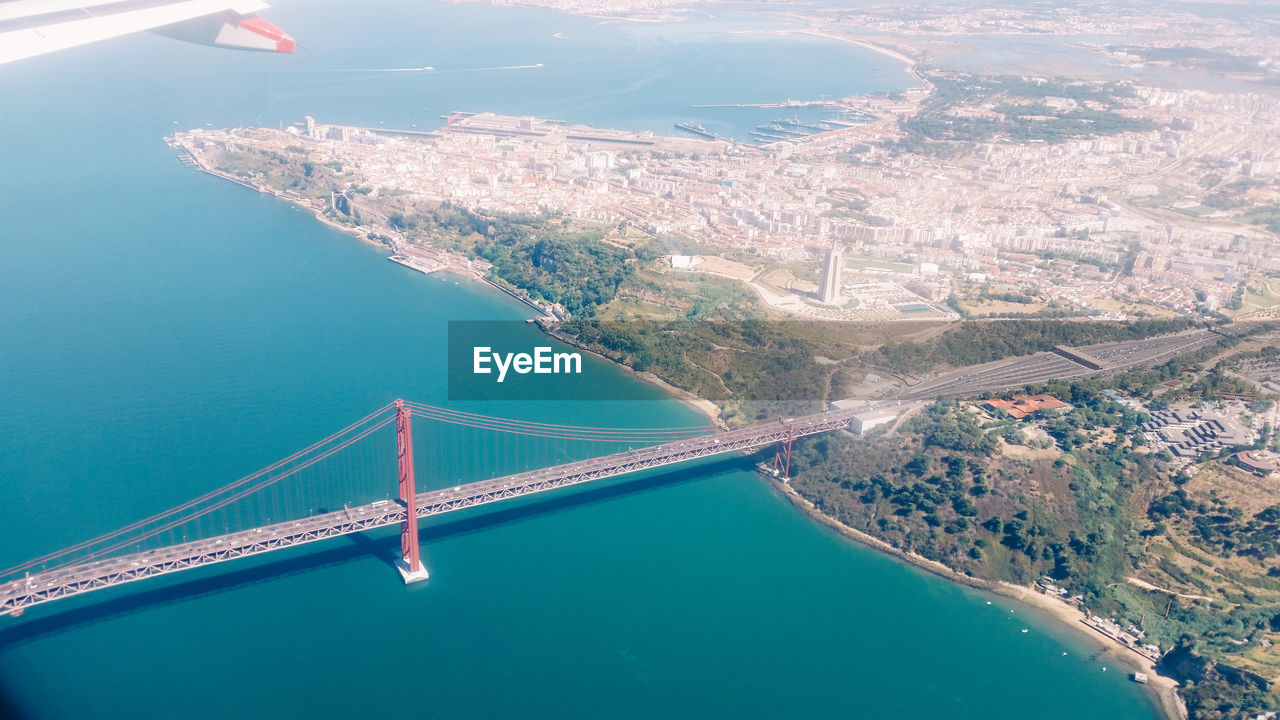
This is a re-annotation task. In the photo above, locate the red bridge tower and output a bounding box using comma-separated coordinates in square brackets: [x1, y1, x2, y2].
[773, 417, 794, 482]
[395, 399, 429, 583]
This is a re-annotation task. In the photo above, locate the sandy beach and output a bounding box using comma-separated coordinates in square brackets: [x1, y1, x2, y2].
[728, 28, 929, 90]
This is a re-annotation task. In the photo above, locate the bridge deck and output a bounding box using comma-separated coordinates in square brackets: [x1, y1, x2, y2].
[2, 326, 1241, 616]
[0, 409, 857, 615]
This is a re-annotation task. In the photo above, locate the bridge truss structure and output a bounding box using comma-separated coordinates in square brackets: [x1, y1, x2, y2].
[0, 401, 857, 616]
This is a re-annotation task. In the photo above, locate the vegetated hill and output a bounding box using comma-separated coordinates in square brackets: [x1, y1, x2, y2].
[390, 206, 656, 319]
[785, 398, 1149, 591]
[892, 72, 1155, 155]
[783, 338, 1280, 719]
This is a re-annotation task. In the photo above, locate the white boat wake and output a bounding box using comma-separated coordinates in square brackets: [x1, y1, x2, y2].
[281, 64, 543, 74]
[432, 63, 544, 73]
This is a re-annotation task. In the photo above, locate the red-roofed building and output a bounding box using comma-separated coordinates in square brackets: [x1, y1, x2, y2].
[1235, 450, 1280, 477]
[985, 394, 1071, 420]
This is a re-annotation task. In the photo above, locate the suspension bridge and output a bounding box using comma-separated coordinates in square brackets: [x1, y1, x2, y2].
[0, 400, 856, 617]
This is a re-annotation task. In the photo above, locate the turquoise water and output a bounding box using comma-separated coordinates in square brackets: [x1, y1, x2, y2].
[0, 3, 1157, 718]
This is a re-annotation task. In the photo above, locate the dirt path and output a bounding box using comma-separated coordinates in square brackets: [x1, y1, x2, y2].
[1126, 576, 1216, 602]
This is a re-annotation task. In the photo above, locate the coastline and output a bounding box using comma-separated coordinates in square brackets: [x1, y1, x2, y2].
[768, 477, 1188, 720]
[538, 326, 727, 427]
[177, 126, 1187, 720]
[175, 142, 730, 428]
[728, 29, 929, 89]
[176, 144, 398, 256]
[533, 312, 1187, 720]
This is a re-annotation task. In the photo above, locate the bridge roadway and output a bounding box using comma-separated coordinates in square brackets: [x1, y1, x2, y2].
[0, 408, 858, 616]
[1, 326, 1248, 616]
[896, 328, 1221, 402]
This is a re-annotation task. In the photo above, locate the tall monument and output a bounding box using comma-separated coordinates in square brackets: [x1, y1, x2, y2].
[819, 243, 843, 304]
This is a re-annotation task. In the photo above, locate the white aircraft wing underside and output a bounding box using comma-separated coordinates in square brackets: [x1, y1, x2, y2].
[0, 0, 291, 65]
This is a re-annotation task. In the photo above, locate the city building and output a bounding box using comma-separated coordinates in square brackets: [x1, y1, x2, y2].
[1234, 450, 1280, 476]
[848, 407, 901, 434]
[819, 243, 843, 304]
[1143, 407, 1254, 459]
[985, 394, 1071, 420]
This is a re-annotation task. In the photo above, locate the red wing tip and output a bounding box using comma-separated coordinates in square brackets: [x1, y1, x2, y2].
[238, 15, 295, 54]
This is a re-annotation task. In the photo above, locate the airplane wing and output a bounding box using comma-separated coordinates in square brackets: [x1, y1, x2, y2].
[0, 0, 295, 66]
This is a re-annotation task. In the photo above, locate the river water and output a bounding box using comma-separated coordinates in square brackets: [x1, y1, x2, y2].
[0, 2, 1157, 717]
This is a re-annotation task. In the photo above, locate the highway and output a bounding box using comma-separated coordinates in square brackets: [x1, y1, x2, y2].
[895, 327, 1222, 402]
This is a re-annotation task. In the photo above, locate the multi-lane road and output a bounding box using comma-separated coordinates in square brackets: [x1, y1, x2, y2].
[889, 327, 1225, 403]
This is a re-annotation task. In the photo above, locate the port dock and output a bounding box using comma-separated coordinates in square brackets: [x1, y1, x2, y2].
[673, 122, 720, 140]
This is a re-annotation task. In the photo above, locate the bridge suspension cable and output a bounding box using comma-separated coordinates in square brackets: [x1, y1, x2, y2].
[1, 400, 841, 616]
[42, 414, 397, 573]
[0, 402, 398, 580]
[0, 401, 716, 582]
[403, 402, 714, 442]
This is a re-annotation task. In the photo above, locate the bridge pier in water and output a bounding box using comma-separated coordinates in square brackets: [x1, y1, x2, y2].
[394, 399, 429, 584]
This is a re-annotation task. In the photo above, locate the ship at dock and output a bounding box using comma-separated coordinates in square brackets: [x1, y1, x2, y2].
[745, 108, 877, 145]
[673, 121, 720, 140]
